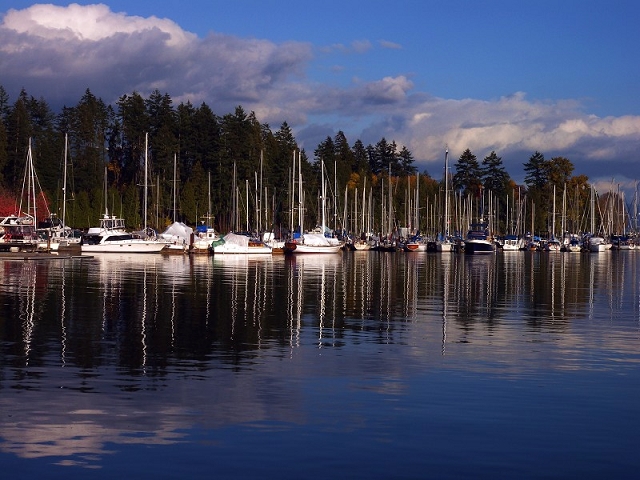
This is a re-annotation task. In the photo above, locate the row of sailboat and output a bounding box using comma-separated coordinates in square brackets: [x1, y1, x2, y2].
[2, 140, 634, 256]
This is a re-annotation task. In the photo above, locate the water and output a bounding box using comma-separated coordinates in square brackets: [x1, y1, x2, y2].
[1, 251, 639, 478]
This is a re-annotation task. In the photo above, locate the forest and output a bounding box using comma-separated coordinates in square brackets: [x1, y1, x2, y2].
[0, 85, 624, 238]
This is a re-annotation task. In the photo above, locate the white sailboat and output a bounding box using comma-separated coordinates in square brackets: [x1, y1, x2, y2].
[587, 184, 610, 253]
[211, 231, 272, 254]
[285, 155, 342, 254]
[40, 133, 82, 252]
[160, 153, 191, 254]
[0, 139, 40, 252]
[437, 148, 454, 252]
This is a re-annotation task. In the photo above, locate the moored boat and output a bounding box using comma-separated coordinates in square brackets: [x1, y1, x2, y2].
[284, 232, 342, 254]
[464, 223, 495, 254]
[210, 232, 272, 254]
[81, 214, 166, 253]
[500, 234, 521, 251]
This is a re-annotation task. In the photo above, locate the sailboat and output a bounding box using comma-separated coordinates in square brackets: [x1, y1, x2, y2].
[0, 139, 40, 252]
[160, 153, 192, 253]
[437, 148, 454, 252]
[587, 184, 610, 252]
[82, 135, 166, 254]
[464, 188, 495, 254]
[284, 156, 342, 254]
[192, 170, 221, 253]
[39, 133, 82, 252]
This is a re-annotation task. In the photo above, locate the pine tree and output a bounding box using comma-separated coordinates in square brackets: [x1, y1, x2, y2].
[452, 148, 481, 197]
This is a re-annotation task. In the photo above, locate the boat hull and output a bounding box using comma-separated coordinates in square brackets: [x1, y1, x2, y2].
[82, 241, 166, 253]
[284, 242, 342, 254]
[436, 241, 454, 252]
[212, 245, 272, 254]
[464, 239, 495, 254]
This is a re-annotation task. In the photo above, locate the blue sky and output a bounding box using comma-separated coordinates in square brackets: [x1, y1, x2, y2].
[2, 1, 639, 191]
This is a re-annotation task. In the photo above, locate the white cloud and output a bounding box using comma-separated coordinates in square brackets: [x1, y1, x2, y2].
[379, 40, 402, 50]
[3, 3, 194, 46]
[0, 4, 312, 111]
[1, 4, 640, 184]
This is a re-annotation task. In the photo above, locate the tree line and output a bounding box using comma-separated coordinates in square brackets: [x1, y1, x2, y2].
[0, 85, 616, 237]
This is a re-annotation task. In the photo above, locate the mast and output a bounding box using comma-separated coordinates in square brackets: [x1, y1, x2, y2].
[246, 179, 249, 232]
[25, 138, 37, 223]
[591, 184, 596, 235]
[172, 153, 177, 223]
[388, 163, 393, 236]
[415, 172, 420, 234]
[259, 150, 263, 232]
[562, 184, 567, 239]
[444, 148, 449, 237]
[298, 151, 303, 234]
[104, 165, 108, 216]
[334, 159, 338, 232]
[290, 151, 295, 233]
[62, 133, 68, 232]
[321, 158, 326, 232]
[232, 162, 237, 231]
[552, 184, 556, 239]
[144, 133, 148, 232]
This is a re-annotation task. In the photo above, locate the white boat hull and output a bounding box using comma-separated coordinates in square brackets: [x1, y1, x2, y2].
[82, 240, 166, 253]
[212, 245, 272, 254]
[286, 243, 342, 254]
[436, 241, 454, 252]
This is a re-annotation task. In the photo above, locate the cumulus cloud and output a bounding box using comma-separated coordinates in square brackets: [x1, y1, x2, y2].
[0, 3, 312, 112]
[347, 91, 640, 183]
[1, 4, 640, 185]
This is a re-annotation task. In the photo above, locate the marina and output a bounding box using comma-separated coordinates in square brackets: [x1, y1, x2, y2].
[1, 250, 639, 478]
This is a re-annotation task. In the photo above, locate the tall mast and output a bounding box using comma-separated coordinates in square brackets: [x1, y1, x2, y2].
[104, 165, 108, 216]
[388, 163, 393, 235]
[246, 179, 249, 232]
[62, 133, 68, 232]
[444, 148, 449, 237]
[334, 159, 338, 232]
[298, 151, 303, 234]
[290, 151, 295, 232]
[144, 133, 148, 232]
[173, 153, 177, 223]
[552, 184, 556, 239]
[321, 158, 326, 232]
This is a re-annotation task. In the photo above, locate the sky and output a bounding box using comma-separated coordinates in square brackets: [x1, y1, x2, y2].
[1, 1, 639, 194]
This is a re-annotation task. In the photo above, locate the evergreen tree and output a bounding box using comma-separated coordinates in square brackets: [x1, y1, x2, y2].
[481, 151, 509, 195]
[398, 146, 416, 176]
[116, 92, 149, 186]
[5, 90, 34, 193]
[452, 148, 481, 197]
[351, 139, 369, 176]
[0, 85, 10, 121]
[66, 89, 110, 195]
[523, 151, 547, 190]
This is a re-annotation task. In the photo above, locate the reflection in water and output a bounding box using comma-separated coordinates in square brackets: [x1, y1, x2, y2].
[0, 252, 639, 474]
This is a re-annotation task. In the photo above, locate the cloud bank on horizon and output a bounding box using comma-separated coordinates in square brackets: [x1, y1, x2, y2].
[1, 3, 639, 188]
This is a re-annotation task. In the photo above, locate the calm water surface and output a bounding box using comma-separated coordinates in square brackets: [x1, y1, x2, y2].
[1, 251, 639, 478]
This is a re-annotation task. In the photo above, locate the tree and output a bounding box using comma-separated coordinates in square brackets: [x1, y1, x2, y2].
[351, 139, 369, 175]
[116, 92, 149, 186]
[452, 149, 481, 197]
[523, 151, 547, 190]
[547, 156, 574, 188]
[66, 89, 111, 195]
[398, 146, 416, 176]
[481, 151, 510, 195]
